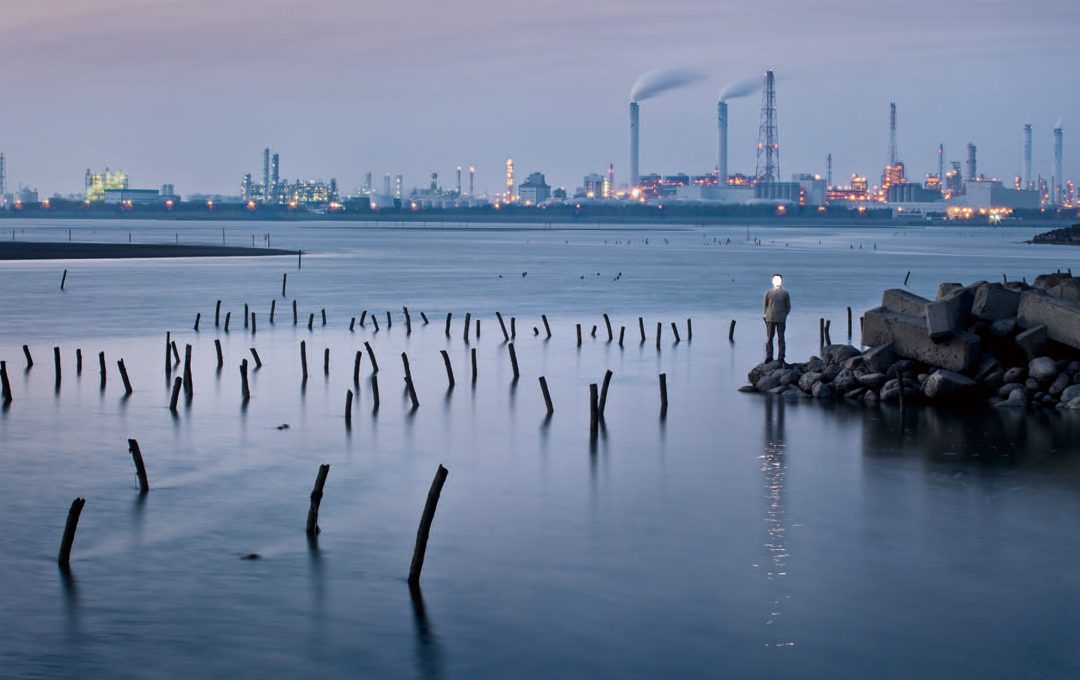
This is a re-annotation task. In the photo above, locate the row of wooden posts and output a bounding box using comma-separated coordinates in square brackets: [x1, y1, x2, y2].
[57, 438, 449, 588]
[1, 345, 134, 404]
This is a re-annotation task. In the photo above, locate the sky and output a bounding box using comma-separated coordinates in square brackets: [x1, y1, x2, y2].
[1, 0, 1077, 197]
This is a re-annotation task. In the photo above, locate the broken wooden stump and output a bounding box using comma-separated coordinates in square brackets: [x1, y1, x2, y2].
[194, 313, 201, 332]
[23, 344, 33, 369]
[542, 314, 552, 338]
[57, 497, 86, 568]
[353, 350, 363, 383]
[659, 373, 668, 417]
[539, 376, 553, 414]
[508, 343, 520, 380]
[118, 359, 133, 395]
[215, 339, 223, 369]
[300, 341, 309, 380]
[402, 353, 419, 409]
[305, 464, 331, 535]
[497, 312, 509, 341]
[1, 360, 13, 403]
[407, 464, 449, 587]
[250, 347, 262, 369]
[215, 300, 222, 327]
[463, 313, 471, 342]
[603, 313, 613, 342]
[364, 342, 378, 373]
[345, 390, 353, 427]
[128, 439, 149, 493]
[440, 350, 455, 388]
[169, 376, 182, 411]
[598, 369, 613, 419]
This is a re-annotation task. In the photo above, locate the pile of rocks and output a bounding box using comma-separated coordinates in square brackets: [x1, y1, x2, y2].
[742, 272, 1080, 410]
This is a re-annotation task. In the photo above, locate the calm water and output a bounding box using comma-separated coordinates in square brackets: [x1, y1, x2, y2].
[1, 219, 1079, 678]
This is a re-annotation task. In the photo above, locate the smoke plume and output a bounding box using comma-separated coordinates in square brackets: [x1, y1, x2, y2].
[718, 76, 762, 102]
[630, 67, 707, 103]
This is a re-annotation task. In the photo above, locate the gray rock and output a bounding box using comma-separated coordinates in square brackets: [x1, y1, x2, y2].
[845, 387, 867, 400]
[755, 371, 783, 392]
[778, 369, 802, 387]
[1029, 356, 1058, 383]
[1049, 373, 1071, 396]
[998, 382, 1024, 399]
[990, 318, 1018, 337]
[972, 283, 1021, 320]
[811, 382, 835, 399]
[737, 385, 758, 393]
[1060, 384, 1080, 402]
[748, 360, 784, 385]
[1024, 378, 1041, 393]
[798, 372, 823, 393]
[823, 344, 862, 366]
[1069, 397, 1080, 410]
[831, 368, 859, 393]
[864, 390, 880, 403]
[1015, 325, 1048, 360]
[863, 344, 896, 374]
[922, 369, 978, 401]
[1003, 366, 1027, 383]
[859, 373, 887, 390]
[1008, 388, 1027, 402]
[1042, 394, 1057, 406]
[767, 385, 788, 395]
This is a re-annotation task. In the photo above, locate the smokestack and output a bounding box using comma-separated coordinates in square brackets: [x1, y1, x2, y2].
[1054, 126, 1064, 205]
[938, 143, 944, 185]
[966, 143, 977, 181]
[717, 101, 729, 184]
[456, 166, 462, 196]
[629, 102, 640, 190]
[1024, 124, 1033, 189]
[825, 153, 832, 188]
[468, 166, 475, 197]
[271, 153, 280, 203]
[262, 148, 270, 204]
[888, 102, 897, 166]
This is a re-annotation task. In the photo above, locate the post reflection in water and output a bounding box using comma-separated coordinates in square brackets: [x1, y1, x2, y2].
[759, 397, 794, 649]
[409, 584, 443, 680]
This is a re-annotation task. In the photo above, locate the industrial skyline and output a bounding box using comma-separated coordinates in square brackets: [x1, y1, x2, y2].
[0, 0, 1075, 198]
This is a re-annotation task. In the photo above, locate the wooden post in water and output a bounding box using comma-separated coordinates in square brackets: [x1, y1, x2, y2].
[194, 313, 201, 331]
[270, 299, 276, 324]
[128, 439, 150, 493]
[655, 322, 662, 350]
[618, 326, 625, 347]
[463, 313, 471, 342]
[589, 383, 599, 432]
[282, 273, 287, 297]
[598, 369, 613, 418]
[591, 325, 597, 337]
[576, 324, 582, 346]
[539, 376, 553, 414]
[300, 341, 309, 380]
[308, 313, 315, 331]
[407, 464, 449, 587]
[510, 317, 516, 338]
[384, 310, 390, 329]
[215, 300, 221, 327]
[250, 348, 262, 369]
[98, 351, 106, 389]
[372, 314, 380, 332]
[244, 304, 249, 329]
[904, 271, 911, 286]
[420, 311, 430, 325]
[825, 319, 832, 346]
[224, 312, 232, 332]
[1, 360, 13, 403]
[54, 346, 61, 388]
[349, 317, 356, 332]
[57, 497, 86, 568]
[293, 300, 298, 325]
[497, 312, 509, 341]
[404, 307, 412, 334]
[23, 345, 33, 368]
[371, 374, 380, 411]
[60, 269, 68, 291]
[402, 353, 419, 409]
[170, 341, 180, 365]
[215, 339, 223, 369]
[475, 318, 480, 338]
[671, 322, 681, 343]
[603, 314, 613, 342]
[251, 313, 256, 335]
[353, 351, 362, 383]
[638, 317, 646, 343]
[118, 359, 133, 395]
[305, 464, 331, 535]
[440, 350, 455, 387]
[323, 348, 330, 375]
[183, 344, 193, 398]
[687, 318, 692, 341]
[359, 310, 367, 327]
[508, 343, 520, 380]
[728, 319, 736, 342]
[471, 347, 477, 384]
[76, 349, 82, 374]
[169, 376, 182, 411]
[659, 373, 668, 417]
[847, 306, 853, 338]
[819, 318, 825, 347]
[165, 332, 171, 375]
[542, 315, 552, 338]
[445, 312, 452, 337]
[364, 342, 378, 373]
[345, 390, 353, 427]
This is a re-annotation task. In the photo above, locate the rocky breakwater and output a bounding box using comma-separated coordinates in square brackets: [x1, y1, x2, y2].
[742, 272, 1080, 410]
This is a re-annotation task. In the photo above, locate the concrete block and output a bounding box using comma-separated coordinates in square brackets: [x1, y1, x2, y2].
[1047, 279, 1080, 303]
[925, 301, 958, 341]
[881, 289, 930, 317]
[1014, 324, 1047, 360]
[1016, 290, 1080, 350]
[1033, 272, 1072, 290]
[936, 283, 963, 300]
[862, 306, 981, 373]
[862, 343, 896, 373]
[971, 283, 1020, 320]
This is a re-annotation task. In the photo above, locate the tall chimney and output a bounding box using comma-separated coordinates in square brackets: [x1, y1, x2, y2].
[468, 166, 475, 197]
[966, 143, 977, 181]
[1024, 124, 1033, 189]
[629, 102, 640, 190]
[1053, 126, 1064, 205]
[262, 148, 270, 204]
[717, 101, 729, 184]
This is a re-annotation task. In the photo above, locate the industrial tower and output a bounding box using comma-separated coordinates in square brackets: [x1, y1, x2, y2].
[0, 153, 6, 204]
[888, 102, 898, 167]
[1023, 124, 1033, 189]
[754, 71, 779, 184]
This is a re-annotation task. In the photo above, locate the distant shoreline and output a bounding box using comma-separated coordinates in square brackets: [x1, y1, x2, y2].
[0, 241, 296, 261]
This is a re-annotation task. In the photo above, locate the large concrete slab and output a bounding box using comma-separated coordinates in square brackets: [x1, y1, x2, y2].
[1016, 290, 1080, 350]
[862, 307, 981, 372]
[881, 289, 930, 318]
[972, 283, 1020, 320]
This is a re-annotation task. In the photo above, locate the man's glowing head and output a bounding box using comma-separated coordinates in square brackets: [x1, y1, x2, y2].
[772, 274, 783, 288]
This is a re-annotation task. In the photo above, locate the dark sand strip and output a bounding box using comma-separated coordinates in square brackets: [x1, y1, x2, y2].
[0, 242, 296, 261]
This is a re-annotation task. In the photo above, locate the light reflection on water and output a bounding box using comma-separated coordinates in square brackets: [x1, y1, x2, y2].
[0, 219, 1079, 678]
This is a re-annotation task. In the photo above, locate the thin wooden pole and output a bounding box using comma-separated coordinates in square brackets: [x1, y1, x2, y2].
[407, 464, 449, 587]
[542, 314, 552, 338]
[510, 317, 516, 338]
[53, 346, 61, 387]
[384, 310, 390, 329]
[76, 349, 83, 375]
[539, 376, 553, 414]
[670, 322, 681, 343]
[402, 353, 419, 409]
[293, 300, 298, 325]
[598, 369, 613, 418]
[445, 312, 452, 337]
[440, 350, 455, 387]
[98, 351, 106, 389]
[170, 341, 180, 365]
[508, 343, 520, 380]
[603, 313, 613, 342]
[359, 310, 367, 327]
[169, 376, 182, 411]
[215, 299, 221, 327]
[23, 345, 33, 368]
[215, 339, 223, 369]
[847, 306, 853, 338]
[282, 272, 287, 297]
[0, 360, 12, 403]
[659, 373, 668, 417]
[183, 344, 193, 398]
[589, 383, 599, 431]
[497, 312, 509, 341]
[128, 439, 149, 493]
[118, 359, 133, 395]
[224, 311, 232, 332]
[618, 326, 625, 347]
[404, 306, 412, 334]
[463, 313, 471, 342]
[250, 347, 262, 368]
[353, 350, 363, 383]
[194, 313, 201, 331]
[165, 332, 171, 374]
[371, 374, 380, 410]
[728, 319, 736, 342]
[638, 317, 646, 343]
[655, 322, 662, 350]
[308, 313, 315, 331]
[687, 318, 692, 341]
[324, 348, 330, 375]
[471, 348, 477, 384]
[244, 303, 249, 329]
[270, 299, 276, 324]
[60, 269, 68, 290]
[576, 324, 582, 346]
[300, 341, 309, 380]
[372, 314, 380, 332]
[345, 390, 353, 427]
[57, 497, 86, 567]
[420, 312, 429, 325]
[251, 312, 256, 335]
[305, 464, 331, 535]
[364, 341, 378, 373]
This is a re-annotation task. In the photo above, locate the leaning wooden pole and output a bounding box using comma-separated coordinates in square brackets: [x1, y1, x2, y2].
[539, 376, 553, 414]
[118, 359, 133, 395]
[598, 369, 613, 418]
[0, 360, 12, 403]
[57, 497, 86, 568]
[128, 439, 150, 493]
[305, 464, 331, 535]
[508, 343, 520, 380]
[407, 464, 449, 587]
[440, 350, 455, 388]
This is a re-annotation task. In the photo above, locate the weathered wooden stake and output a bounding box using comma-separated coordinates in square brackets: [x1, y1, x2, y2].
[729, 319, 736, 342]
[402, 353, 419, 409]
[323, 348, 330, 375]
[194, 312, 201, 331]
[539, 376, 553, 414]
[407, 464, 449, 587]
[183, 344, 193, 398]
[165, 332, 171, 374]
[463, 313, 472, 341]
[847, 306, 853, 337]
[215, 300, 221, 327]
[671, 322, 681, 343]
[589, 383, 599, 431]
[169, 376, 182, 411]
[825, 319, 832, 346]
[250, 347, 262, 368]
[118, 359, 133, 395]
[440, 350, 455, 387]
[320, 308, 327, 326]
[128, 439, 150, 493]
[687, 318, 692, 341]
[57, 497, 86, 567]
[655, 322, 662, 350]
[618, 326, 625, 347]
[282, 272, 287, 297]
[214, 339, 223, 369]
[404, 307, 412, 334]
[385, 310, 390, 329]
[270, 299, 276, 324]
[293, 300, 298, 325]
[359, 310, 367, 327]
[371, 374, 381, 410]
[308, 313, 315, 331]
[542, 314, 552, 338]
[170, 341, 180, 365]
[60, 269, 68, 291]
[244, 303, 249, 329]
[421, 311, 430, 325]
[306, 464, 331, 535]
[510, 317, 516, 338]
[224, 311, 232, 332]
[659, 373, 668, 417]
[471, 347, 477, 383]
[445, 312, 452, 337]
[603, 313, 613, 342]
[345, 390, 353, 427]
[819, 318, 825, 347]
[353, 350, 363, 383]
[591, 325, 597, 337]
[904, 271, 911, 286]
[23, 344, 33, 368]
[508, 343, 520, 380]
[300, 341, 309, 380]
[598, 369, 613, 418]
[1, 360, 12, 403]
[497, 312, 509, 341]
[54, 346, 61, 387]
[252, 312, 258, 334]
[475, 318, 480, 338]
[638, 317, 646, 343]
[576, 324, 582, 346]
[372, 314, 380, 332]
[76, 349, 82, 374]
[365, 342, 379, 373]
[98, 351, 106, 389]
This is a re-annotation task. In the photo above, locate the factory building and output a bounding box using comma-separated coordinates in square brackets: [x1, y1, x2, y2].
[953, 179, 1040, 210]
[518, 172, 551, 205]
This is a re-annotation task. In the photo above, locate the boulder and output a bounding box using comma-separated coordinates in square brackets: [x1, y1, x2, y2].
[997, 382, 1024, 399]
[811, 382, 835, 399]
[971, 284, 1020, 320]
[864, 390, 880, 403]
[859, 373, 887, 390]
[1060, 384, 1080, 402]
[1069, 397, 1080, 410]
[822, 344, 861, 366]
[922, 369, 978, 401]
[862, 307, 980, 372]
[798, 372, 823, 393]
[936, 283, 963, 299]
[1016, 290, 1080, 351]
[748, 360, 784, 385]
[1014, 325, 1047, 360]
[845, 387, 867, 400]
[1033, 272, 1072, 290]
[1002, 367, 1027, 383]
[1029, 356, 1058, 383]
[755, 371, 784, 392]
[990, 318, 1018, 338]
[881, 289, 930, 317]
[1049, 372, 1071, 396]
[831, 368, 859, 392]
[1024, 378, 1041, 393]
[737, 385, 758, 393]
[863, 344, 896, 374]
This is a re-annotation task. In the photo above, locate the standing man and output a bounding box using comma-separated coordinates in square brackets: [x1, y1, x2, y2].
[764, 273, 791, 363]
